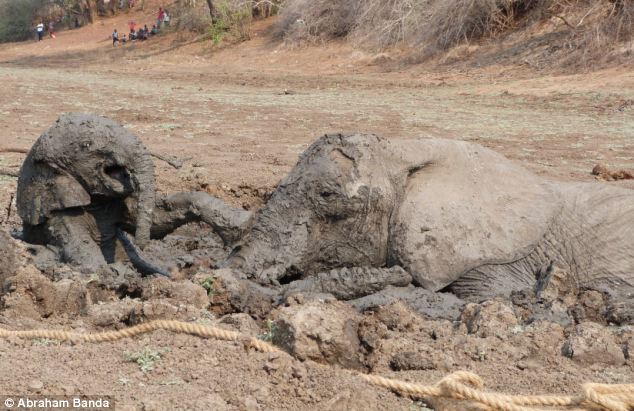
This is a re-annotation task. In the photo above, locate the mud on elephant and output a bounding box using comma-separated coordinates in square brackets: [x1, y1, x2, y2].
[17, 113, 252, 275]
[226, 133, 634, 321]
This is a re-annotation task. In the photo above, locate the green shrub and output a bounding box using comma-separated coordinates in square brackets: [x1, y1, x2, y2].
[0, 0, 45, 43]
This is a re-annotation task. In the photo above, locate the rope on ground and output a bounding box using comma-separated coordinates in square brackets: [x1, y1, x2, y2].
[1, 320, 633, 411]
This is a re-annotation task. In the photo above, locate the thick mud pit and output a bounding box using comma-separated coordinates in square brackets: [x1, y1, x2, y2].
[2, 124, 633, 411]
[1, 208, 632, 410]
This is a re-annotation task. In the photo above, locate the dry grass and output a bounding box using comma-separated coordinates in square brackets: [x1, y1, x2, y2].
[273, 0, 361, 42]
[274, 0, 634, 67]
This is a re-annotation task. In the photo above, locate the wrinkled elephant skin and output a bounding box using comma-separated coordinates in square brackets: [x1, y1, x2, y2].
[228, 133, 634, 309]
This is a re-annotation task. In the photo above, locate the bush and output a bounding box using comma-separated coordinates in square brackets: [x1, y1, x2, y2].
[213, 0, 253, 43]
[274, 0, 361, 42]
[350, 0, 433, 49]
[0, 0, 45, 43]
[420, 0, 541, 52]
[173, 2, 214, 34]
[275, 0, 634, 65]
[173, 0, 253, 43]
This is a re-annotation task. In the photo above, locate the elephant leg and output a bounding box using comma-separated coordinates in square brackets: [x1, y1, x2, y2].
[282, 266, 412, 301]
[45, 210, 107, 272]
[150, 192, 253, 245]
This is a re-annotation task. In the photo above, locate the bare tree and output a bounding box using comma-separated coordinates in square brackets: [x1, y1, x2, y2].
[206, 0, 217, 23]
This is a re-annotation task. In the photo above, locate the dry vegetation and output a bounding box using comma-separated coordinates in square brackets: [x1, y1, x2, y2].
[275, 0, 634, 67]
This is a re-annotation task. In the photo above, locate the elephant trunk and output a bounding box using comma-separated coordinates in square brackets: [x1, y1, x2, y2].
[225, 201, 310, 284]
[131, 145, 156, 249]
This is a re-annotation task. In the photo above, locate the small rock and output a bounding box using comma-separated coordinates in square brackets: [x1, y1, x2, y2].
[390, 351, 436, 371]
[357, 316, 388, 351]
[141, 278, 209, 309]
[562, 322, 626, 366]
[579, 290, 604, 310]
[218, 313, 261, 335]
[520, 321, 565, 355]
[460, 300, 518, 337]
[87, 300, 140, 327]
[516, 359, 539, 371]
[272, 300, 363, 369]
[28, 380, 44, 392]
[244, 396, 260, 411]
[374, 301, 419, 331]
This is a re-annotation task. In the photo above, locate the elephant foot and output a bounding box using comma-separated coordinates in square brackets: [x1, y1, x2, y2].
[151, 192, 253, 245]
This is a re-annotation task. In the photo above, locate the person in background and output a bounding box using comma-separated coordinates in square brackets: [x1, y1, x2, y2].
[112, 28, 119, 46]
[150, 25, 158, 36]
[36, 21, 44, 41]
[48, 21, 55, 38]
[163, 10, 170, 26]
[121, 34, 127, 44]
[157, 7, 165, 29]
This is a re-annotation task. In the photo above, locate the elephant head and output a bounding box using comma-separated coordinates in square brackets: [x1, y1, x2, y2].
[17, 113, 156, 248]
[227, 133, 558, 290]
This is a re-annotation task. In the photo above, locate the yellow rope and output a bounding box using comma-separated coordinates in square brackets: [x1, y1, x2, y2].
[1, 320, 632, 411]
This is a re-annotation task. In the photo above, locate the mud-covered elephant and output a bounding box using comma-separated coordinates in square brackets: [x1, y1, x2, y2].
[226, 133, 634, 309]
[17, 113, 251, 274]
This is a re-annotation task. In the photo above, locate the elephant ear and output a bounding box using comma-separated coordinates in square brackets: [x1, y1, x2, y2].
[17, 159, 90, 226]
[389, 138, 561, 291]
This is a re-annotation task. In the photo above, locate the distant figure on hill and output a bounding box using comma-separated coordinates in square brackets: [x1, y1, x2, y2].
[128, 0, 135, 8]
[121, 34, 127, 44]
[129, 28, 137, 40]
[150, 25, 158, 35]
[128, 20, 136, 32]
[163, 10, 170, 26]
[112, 29, 119, 46]
[36, 22, 44, 41]
[48, 21, 55, 39]
[157, 7, 165, 28]
[137, 27, 147, 41]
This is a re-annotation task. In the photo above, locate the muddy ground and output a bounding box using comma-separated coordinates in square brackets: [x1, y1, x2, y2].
[0, 8, 633, 411]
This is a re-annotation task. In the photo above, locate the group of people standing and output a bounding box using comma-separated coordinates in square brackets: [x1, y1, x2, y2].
[35, 21, 56, 41]
[112, 7, 169, 46]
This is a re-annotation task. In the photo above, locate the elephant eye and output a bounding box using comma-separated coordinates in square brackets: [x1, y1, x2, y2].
[320, 191, 334, 199]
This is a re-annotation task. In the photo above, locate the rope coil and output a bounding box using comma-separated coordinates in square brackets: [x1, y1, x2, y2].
[1, 320, 632, 411]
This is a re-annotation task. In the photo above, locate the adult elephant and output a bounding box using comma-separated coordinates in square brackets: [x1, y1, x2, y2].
[226, 133, 634, 314]
[17, 113, 251, 274]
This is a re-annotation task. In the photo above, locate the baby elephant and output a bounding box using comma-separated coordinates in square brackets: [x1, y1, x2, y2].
[226, 133, 634, 317]
[17, 113, 251, 275]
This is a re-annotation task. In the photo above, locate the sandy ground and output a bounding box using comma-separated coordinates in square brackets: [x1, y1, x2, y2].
[0, 4, 633, 411]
